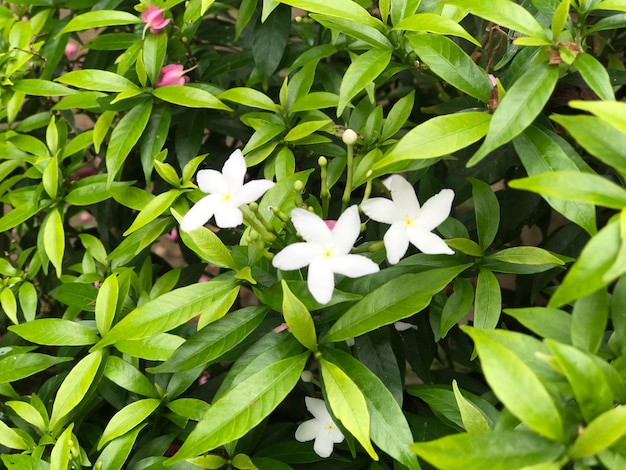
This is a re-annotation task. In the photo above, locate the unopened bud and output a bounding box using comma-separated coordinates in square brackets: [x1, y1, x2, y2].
[294, 180, 304, 192]
[318, 156, 328, 167]
[301, 370, 314, 382]
[342, 128, 358, 145]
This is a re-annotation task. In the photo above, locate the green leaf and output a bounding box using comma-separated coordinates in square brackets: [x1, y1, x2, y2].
[396, 13, 480, 46]
[487, 247, 565, 266]
[571, 289, 608, 354]
[0, 419, 30, 450]
[9, 319, 99, 346]
[551, 0, 571, 37]
[174, 214, 236, 269]
[152, 86, 232, 111]
[281, 281, 317, 351]
[408, 34, 491, 102]
[411, 430, 565, 470]
[284, 120, 331, 142]
[469, 177, 500, 251]
[98, 399, 161, 449]
[473, 269, 502, 329]
[551, 114, 626, 175]
[311, 15, 393, 50]
[462, 327, 564, 441]
[320, 358, 378, 460]
[218, 87, 279, 111]
[42, 154, 58, 199]
[321, 347, 420, 469]
[569, 100, 626, 134]
[13, 79, 78, 96]
[42, 208, 65, 278]
[374, 112, 491, 171]
[50, 423, 73, 470]
[252, 5, 290, 82]
[503, 307, 571, 343]
[148, 306, 268, 373]
[106, 101, 153, 186]
[469, 62, 559, 166]
[440, 278, 474, 338]
[96, 423, 146, 470]
[323, 265, 470, 342]
[58, 10, 142, 35]
[574, 53, 614, 101]
[115, 333, 185, 361]
[509, 171, 626, 209]
[50, 350, 104, 432]
[446, 238, 484, 257]
[18, 282, 37, 322]
[546, 340, 613, 423]
[93, 280, 239, 349]
[0, 353, 71, 384]
[95, 274, 118, 336]
[569, 406, 626, 459]
[445, 0, 549, 39]
[1, 288, 17, 325]
[104, 356, 157, 398]
[338, 48, 392, 116]
[6, 401, 46, 432]
[452, 380, 491, 432]
[277, 0, 383, 29]
[56, 70, 140, 92]
[143, 33, 167, 87]
[381, 91, 414, 141]
[593, 0, 626, 12]
[513, 125, 597, 235]
[167, 353, 308, 464]
[123, 189, 180, 235]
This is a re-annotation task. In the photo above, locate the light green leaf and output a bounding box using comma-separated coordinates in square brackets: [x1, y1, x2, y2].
[218, 87, 279, 111]
[115, 333, 185, 361]
[551, 0, 571, 37]
[50, 423, 73, 469]
[569, 100, 626, 134]
[593, 0, 626, 12]
[0, 288, 17, 325]
[167, 353, 308, 464]
[98, 399, 161, 449]
[93, 280, 239, 349]
[95, 274, 118, 336]
[0, 419, 29, 450]
[311, 15, 393, 50]
[9, 319, 99, 346]
[18, 282, 37, 322]
[569, 406, 626, 459]
[143, 32, 167, 87]
[503, 307, 571, 343]
[58, 10, 142, 35]
[473, 269, 502, 329]
[6, 401, 46, 432]
[123, 189, 180, 235]
[0, 353, 72, 384]
[104, 356, 157, 398]
[469, 62, 559, 166]
[43, 154, 58, 199]
[281, 281, 317, 351]
[396, 13, 480, 46]
[381, 91, 415, 141]
[571, 289, 608, 354]
[95, 423, 147, 470]
[43, 208, 65, 278]
[487, 247, 565, 266]
[374, 112, 490, 171]
[338, 48, 392, 116]
[452, 380, 491, 432]
[574, 53, 614, 101]
[152, 86, 232, 111]
[56, 70, 141, 92]
[320, 358, 378, 460]
[408, 34, 490, 101]
[50, 350, 104, 432]
[462, 327, 564, 441]
[284, 120, 331, 142]
[276, 0, 384, 29]
[13, 79, 79, 96]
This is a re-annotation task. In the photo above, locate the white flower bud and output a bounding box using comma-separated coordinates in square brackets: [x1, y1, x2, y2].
[342, 128, 358, 145]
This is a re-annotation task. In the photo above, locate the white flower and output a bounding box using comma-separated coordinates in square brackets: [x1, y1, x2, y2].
[272, 206, 379, 304]
[361, 174, 454, 264]
[181, 149, 274, 231]
[295, 397, 344, 458]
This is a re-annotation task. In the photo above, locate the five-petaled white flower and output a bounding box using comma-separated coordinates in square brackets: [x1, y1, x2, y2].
[361, 174, 454, 264]
[295, 397, 344, 458]
[272, 206, 379, 304]
[181, 149, 274, 232]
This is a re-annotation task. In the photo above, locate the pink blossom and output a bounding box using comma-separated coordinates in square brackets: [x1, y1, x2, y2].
[64, 42, 79, 59]
[166, 228, 178, 241]
[488, 74, 497, 87]
[156, 64, 190, 87]
[141, 6, 170, 36]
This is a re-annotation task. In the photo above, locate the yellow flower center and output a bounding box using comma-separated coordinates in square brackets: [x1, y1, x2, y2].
[323, 248, 333, 258]
[404, 216, 415, 227]
[222, 193, 232, 202]
[326, 423, 334, 431]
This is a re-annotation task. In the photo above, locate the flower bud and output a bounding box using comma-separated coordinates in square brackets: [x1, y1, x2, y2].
[342, 128, 358, 145]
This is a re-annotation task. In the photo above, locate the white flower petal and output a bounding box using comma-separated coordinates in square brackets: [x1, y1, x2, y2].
[331, 206, 361, 255]
[313, 434, 335, 458]
[222, 149, 247, 191]
[305, 397, 331, 420]
[291, 209, 333, 247]
[180, 195, 217, 232]
[418, 189, 454, 231]
[233, 179, 275, 206]
[273, 243, 318, 270]
[214, 204, 243, 228]
[361, 198, 397, 225]
[295, 419, 321, 442]
[408, 228, 454, 255]
[330, 254, 379, 278]
[383, 223, 410, 264]
[307, 257, 335, 304]
[329, 425, 345, 443]
[197, 169, 227, 194]
[390, 174, 421, 216]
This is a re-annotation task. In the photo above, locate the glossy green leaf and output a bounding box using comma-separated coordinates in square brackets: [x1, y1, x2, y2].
[50, 423, 73, 469]
[93, 280, 239, 349]
[218, 87, 279, 111]
[321, 347, 420, 469]
[9, 319, 99, 346]
[571, 289, 608, 354]
[551, 114, 626, 175]
[115, 333, 185, 361]
[56, 69, 140, 92]
[0, 353, 71, 384]
[320, 358, 378, 460]
[106, 100, 153, 186]
[252, 5, 290, 81]
[104, 356, 157, 398]
[463, 327, 564, 441]
[411, 430, 565, 470]
[284, 120, 331, 142]
[18, 282, 37, 322]
[143, 32, 167, 87]
[123, 189, 180, 235]
[98, 399, 161, 449]
[569, 406, 626, 459]
[338, 48, 392, 116]
[281, 281, 317, 351]
[551, 0, 571, 37]
[474, 269, 502, 329]
[503, 308, 571, 343]
[277, 0, 383, 29]
[96, 423, 146, 470]
[569, 100, 626, 134]
[0, 419, 30, 450]
[396, 13, 480, 46]
[509, 171, 626, 209]
[58, 10, 142, 35]
[6, 401, 46, 432]
[0, 288, 17, 325]
[408, 34, 490, 102]
[50, 350, 104, 432]
[95, 274, 118, 336]
[440, 278, 474, 338]
[166, 398, 210, 421]
[469, 177, 500, 251]
[452, 380, 491, 432]
[167, 353, 308, 464]
[374, 112, 491, 171]
[311, 15, 393, 50]
[381, 90, 414, 141]
[152, 86, 232, 111]
[513, 124, 597, 235]
[148, 306, 268, 373]
[574, 53, 615, 101]
[487, 247, 565, 267]
[42, 154, 58, 199]
[324, 265, 470, 342]
[446, 0, 549, 39]
[469, 62, 559, 166]
[13, 79, 78, 96]
[446, 238, 484, 257]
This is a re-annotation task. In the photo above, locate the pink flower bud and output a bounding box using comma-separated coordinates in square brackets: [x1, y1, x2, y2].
[156, 64, 190, 87]
[166, 228, 178, 241]
[488, 74, 497, 87]
[141, 6, 170, 35]
[64, 42, 79, 59]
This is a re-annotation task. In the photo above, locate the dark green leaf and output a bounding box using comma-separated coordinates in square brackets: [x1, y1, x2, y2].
[469, 177, 500, 251]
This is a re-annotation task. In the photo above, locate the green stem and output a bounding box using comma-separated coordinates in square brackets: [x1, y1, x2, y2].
[341, 144, 354, 211]
[243, 212, 275, 243]
[319, 156, 330, 219]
